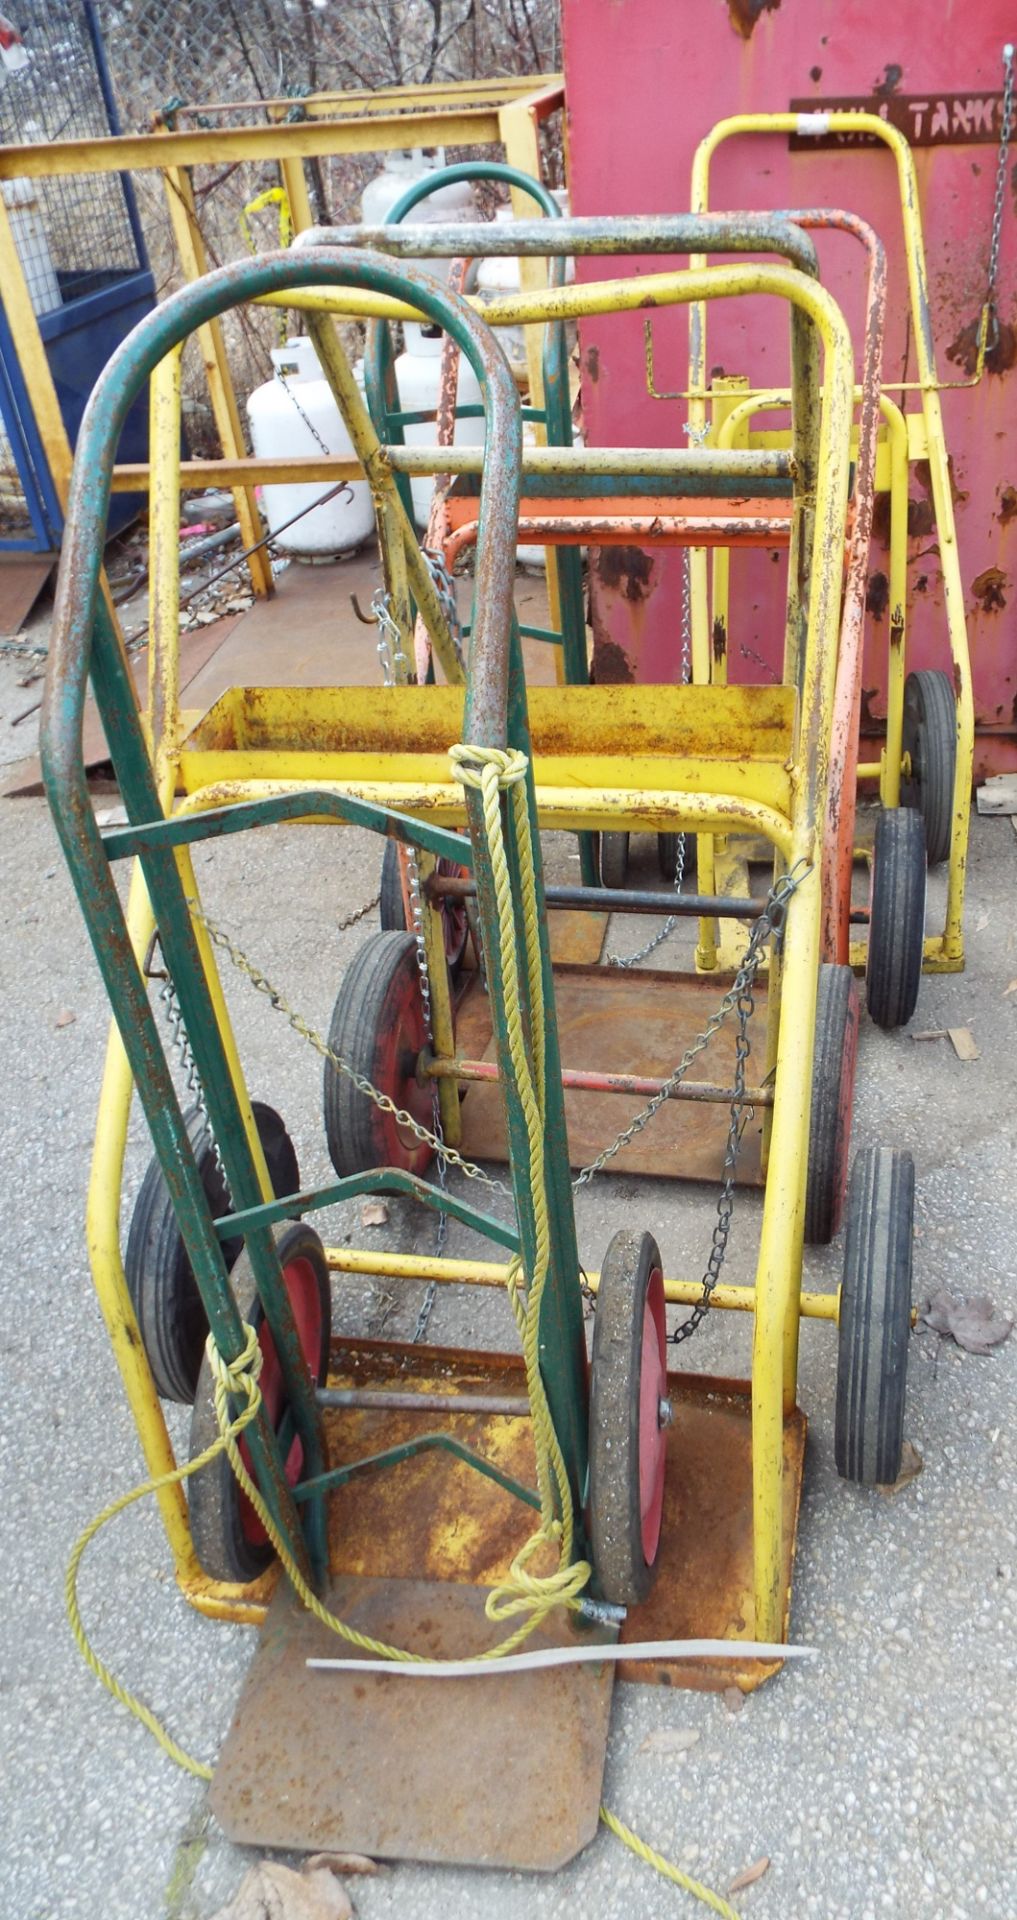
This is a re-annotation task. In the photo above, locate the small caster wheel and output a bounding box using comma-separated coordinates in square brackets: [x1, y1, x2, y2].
[588, 1229, 669, 1606]
[866, 809, 927, 1030]
[900, 668, 956, 867]
[125, 1102, 299, 1404]
[188, 1221, 330, 1582]
[805, 964, 860, 1245]
[379, 838, 470, 975]
[323, 929, 436, 1179]
[656, 831, 694, 882]
[835, 1147, 914, 1485]
[599, 831, 630, 889]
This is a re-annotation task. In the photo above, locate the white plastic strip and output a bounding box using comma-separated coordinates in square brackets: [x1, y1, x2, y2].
[307, 1638, 815, 1680]
[795, 113, 832, 136]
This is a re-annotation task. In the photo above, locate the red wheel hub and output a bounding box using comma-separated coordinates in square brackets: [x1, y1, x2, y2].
[637, 1266, 668, 1565]
[238, 1252, 324, 1545]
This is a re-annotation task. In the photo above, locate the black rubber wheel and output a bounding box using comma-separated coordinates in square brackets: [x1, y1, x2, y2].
[835, 1147, 914, 1485]
[188, 1220, 330, 1583]
[805, 965, 860, 1246]
[656, 832, 695, 882]
[900, 668, 956, 867]
[125, 1102, 300, 1404]
[379, 838, 470, 975]
[599, 831, 630, 889]
[865, 809, 927, 1030]
[323, 929, 436, 1179]
[588, 1229, 669, 1607]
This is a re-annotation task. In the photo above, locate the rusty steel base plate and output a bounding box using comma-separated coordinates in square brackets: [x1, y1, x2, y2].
[209, 1574, 615, 1868]
[455, 963, 766, 1183]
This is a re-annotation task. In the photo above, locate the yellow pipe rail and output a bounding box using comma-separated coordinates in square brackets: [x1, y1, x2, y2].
[324, 1245, 840, 1320]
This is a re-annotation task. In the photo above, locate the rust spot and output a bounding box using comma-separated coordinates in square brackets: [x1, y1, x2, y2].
[871, 492, 891, 544]
[914, 456, 968, 510]
[865, 571, 890, 620]
[712, 616, 727, 663]
[810, 65, 822, 82]
[905, 496, 936, 537]
[954, 662, 964, 700]
[726, 0, 780, 38]
[998, 484, 1017, 526]
[971, 566, 1008, 613]
[584, 344, 600, 384]
[946, 316, 1017, 376]
[873, 63, 903, 100]
[590, 635, 635, 684]
[915, 574, 928, 593]
[596, 544, 654, 603]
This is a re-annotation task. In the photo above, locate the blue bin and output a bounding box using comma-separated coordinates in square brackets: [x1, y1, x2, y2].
[40, 266, 157, 537]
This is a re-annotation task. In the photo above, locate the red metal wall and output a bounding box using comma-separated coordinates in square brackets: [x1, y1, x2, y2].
[561, 0, 1017, 771]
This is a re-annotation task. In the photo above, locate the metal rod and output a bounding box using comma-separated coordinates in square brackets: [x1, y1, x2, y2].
[428, 875, 767, 918]
[420, 1055, 775, 1106]
[317, 1388, 530, 1416]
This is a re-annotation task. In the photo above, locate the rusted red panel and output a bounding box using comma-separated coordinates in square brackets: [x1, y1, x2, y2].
[561, 1, 1017, 765]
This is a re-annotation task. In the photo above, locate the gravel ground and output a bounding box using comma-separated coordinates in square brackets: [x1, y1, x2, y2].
[2, 641, 1016, 1920]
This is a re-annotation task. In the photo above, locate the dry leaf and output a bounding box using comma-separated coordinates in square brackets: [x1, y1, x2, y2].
[305, 1853, 378, 1878]
[722, 1685, 745, 1714]
[947, 1027, 980, 1061]
[361, 1200, 389, 1227]
[638, 1727, 700, 1757]
[209, 1860, 353, 1920]
[1003, 980, 1017, 997]
[877, 1439, 924, 1495]
[910, 1029, 948, 1043]
[54, 1009, 76, 1029]
[728, 1856, 770, 1895]
[916, 1289, 1014, 1354]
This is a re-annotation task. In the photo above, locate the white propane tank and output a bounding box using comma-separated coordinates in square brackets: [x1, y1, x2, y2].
[475, 208, 527, 384]
[2, 181, 61, 317]
[246, 336, 374, 559]
[394, 326, 485, 530]
[361, 149, 473, 350]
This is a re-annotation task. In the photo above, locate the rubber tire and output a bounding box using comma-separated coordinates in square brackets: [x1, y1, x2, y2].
[600, 831, 630, 890]
[588, 1228, 668, 1607]
[379, 838, 470, 975]
[866, 809, 927, 1030]
[656, 832, 695, 882]
[900, 668, 956, 867]
[835, 1147, 914, 1485]
[805, 965, 860, 1246]
[187, 1220, 330, 1584]
[125, 1102, 300, 1404]
[323, 929, 435, 1180]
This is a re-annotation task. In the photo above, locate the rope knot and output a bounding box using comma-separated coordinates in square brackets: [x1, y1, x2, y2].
[206, 1321, 263, 1400]
[448, 742, 529, 792]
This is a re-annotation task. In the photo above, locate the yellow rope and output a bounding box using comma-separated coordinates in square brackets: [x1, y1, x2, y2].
[600, 1807, 741, 1919]
[64, 1322, 268, 1782]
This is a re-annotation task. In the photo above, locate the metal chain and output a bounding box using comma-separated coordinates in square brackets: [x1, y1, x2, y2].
[670, 950, 757, 1344]
[422, 548, 466, 674]
[574, 863, 808, 1191]
[985, 44, 1016, 354]
[189, 903, 510, 1196]
[373, 588, 411, 687]
[605, 546, 692, 969]
[144, 936, 226, 1180]
[336, 892, 381, 934]
[274, 367, 333, 459]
